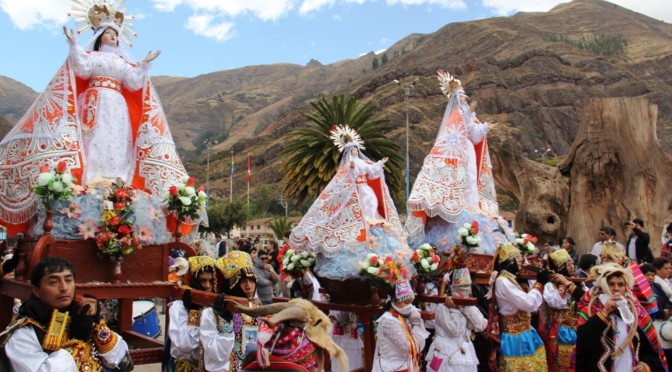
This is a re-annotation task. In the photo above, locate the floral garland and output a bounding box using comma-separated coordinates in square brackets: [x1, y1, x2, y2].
[34, 161, 77, 209]
[458, 221, 481, 249]
[359, 253, 410, 284]
[281, 249, 316, 278]
[410, 243, 444, 278]
[166, 177, 207, 222]
[446, 244, 469, 271]
[95, 179, 141, 260]
[515, 233, 538, 255]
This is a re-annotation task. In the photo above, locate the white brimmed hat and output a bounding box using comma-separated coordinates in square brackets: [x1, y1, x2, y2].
[169, 257, 189, 276]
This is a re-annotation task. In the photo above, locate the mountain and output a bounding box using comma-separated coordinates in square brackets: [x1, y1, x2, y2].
[0, 76, 38, 124]
[2, 0, 671, 210]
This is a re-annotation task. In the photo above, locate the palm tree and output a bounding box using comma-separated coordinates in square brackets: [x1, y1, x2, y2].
[281, 94, 403, 205]
[268, 216, 293, 239]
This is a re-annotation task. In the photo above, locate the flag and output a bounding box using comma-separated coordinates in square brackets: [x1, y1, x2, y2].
[247, 155, 251, 183]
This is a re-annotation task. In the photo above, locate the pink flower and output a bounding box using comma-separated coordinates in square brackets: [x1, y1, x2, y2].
[56, 161, 67, 174]
[78, 220, 97, 240]
[60, 200, 82, 219]
[137, 226, 154, 243]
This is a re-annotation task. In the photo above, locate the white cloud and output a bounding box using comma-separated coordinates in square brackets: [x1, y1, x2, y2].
[299, 0, 335, 15]
[481, 0, 672, 23]
[375, 48, 387, 54]
[0, 0, 69, 30]
[385, 0, 467, 9]
[152, 0, 295, 21]
[185, 14, 235, 42]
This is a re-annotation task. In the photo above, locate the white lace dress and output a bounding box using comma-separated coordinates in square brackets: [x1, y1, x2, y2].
[69, 44, 150, 183]
[425, 305, 487, 372]
[348, 157, 386, 222]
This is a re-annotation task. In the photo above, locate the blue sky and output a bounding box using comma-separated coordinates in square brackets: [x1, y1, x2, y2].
[1, 0, 670, 92]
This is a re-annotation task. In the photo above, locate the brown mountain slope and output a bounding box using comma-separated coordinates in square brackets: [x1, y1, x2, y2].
[0, 76, 38, 124]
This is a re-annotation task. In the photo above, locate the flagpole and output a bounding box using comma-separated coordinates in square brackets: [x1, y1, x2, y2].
[230, 150, 234, 203]
[246, 153, 251, 210]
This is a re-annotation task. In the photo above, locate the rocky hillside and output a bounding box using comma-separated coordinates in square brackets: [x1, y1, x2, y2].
[2, 0, 671, 210]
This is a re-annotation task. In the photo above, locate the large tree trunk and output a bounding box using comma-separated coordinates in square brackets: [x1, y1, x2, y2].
[490, 97, 672, 255]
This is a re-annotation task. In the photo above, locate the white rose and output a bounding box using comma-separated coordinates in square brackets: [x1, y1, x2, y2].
[290, 255, 300, 262]
[37, 173, 54, 186]
[60, 173, 73, 184]
[418, 243, 431, 251]
[300, 259, 310, 267]
[367, 267, 378, 274]
[463, 223, 471, 229]
[50, 181, 64, 192]
[301, 251, 309, 258]
[287, 249, 295, 256]
[179, 196, 192, 206]
[421, 259, 429, 269]
[430, 263, 439, 271]
[198, 191, 207, 199]
[286, 263, 295, 271]
[282, 258, 290, 266]
[466, 236, 479, 245]
[361, 261, 370, 269]
[185, 186, 196, 196]
[458, 228, 468, 237]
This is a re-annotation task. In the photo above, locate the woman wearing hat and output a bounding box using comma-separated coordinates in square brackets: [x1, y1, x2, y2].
[373, 279, 430, 372]
[490, 243, 548, 371]
[542, 249, 585, 371]
[200, 251, 260, 372]
[165, 256, 217, 371]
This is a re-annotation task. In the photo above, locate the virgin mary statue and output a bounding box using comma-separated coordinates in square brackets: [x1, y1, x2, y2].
[405, 70, 512, 253]
[290, 125, 411, 280]
[0, 1, 188, 236]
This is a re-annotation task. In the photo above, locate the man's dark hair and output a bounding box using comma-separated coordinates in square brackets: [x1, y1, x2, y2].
[640, 263, 656, 275]
[564, 237, 576, 247]
[600, 226, 616, 237]
[633, 218, 644, 227]
[283, 231, 291, 239]
[666, 224, 672, 233]
[652, 257, 671, 270]
[578, 253, 598, 271]
[31, 257, 75, 288]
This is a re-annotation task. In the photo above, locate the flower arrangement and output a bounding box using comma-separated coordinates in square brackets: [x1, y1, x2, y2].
[94, 179, 141, 260]
[166, 177, 207, 222]
[34, 161, 77, 209]
[281, 249, 316, 278]
[410, 243, 444, 277]
[515, 233, 538, 255]
[447, 244, 469, 271]
[359, 253, 410, 284]
[458, 221, 481, 249]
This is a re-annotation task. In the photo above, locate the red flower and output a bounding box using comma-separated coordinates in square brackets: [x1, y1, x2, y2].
[39, 165, 50, 173]
[370, 256, 379, 266]
[431, 255, 440, 263]
[384, 256, 393, 264]
[115, 189, 128, 199]
[56, 161, 67, 174]
[330, 125, 337, 132]
[71, 169, 82, 183]
[471, 221, 479, 234]
[114, 202, 125, 210]
[109, 216, 122, 226]
[186, 177, 195, 187]
[169, 185, 178, 197]
[118, 224, 133, 236]
[411, 251, 420, 262]
[196, 185, 205, 193]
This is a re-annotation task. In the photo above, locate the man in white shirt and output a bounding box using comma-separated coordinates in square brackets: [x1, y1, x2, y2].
[590, 226, 625, 260]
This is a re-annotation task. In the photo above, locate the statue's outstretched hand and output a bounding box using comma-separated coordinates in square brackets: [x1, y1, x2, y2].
[142, 50, 161, 63]
[381, 157, 389, 164]
[63, 26, 76, 45]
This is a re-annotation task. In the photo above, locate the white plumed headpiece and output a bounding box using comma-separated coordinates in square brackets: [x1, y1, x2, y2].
[437, 69, 462, 97]
[329, 125, 365, 153]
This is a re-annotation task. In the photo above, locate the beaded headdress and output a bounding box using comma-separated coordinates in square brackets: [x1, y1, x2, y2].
[549, 249, 572, 268]
[216, 251, 257, 289]
[68, 0, 137, 46]
[187, 255, 217, 290]
[494, 243, 521, 265]
[329, 124, 365, 153]
[394, 280, 415, 302]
